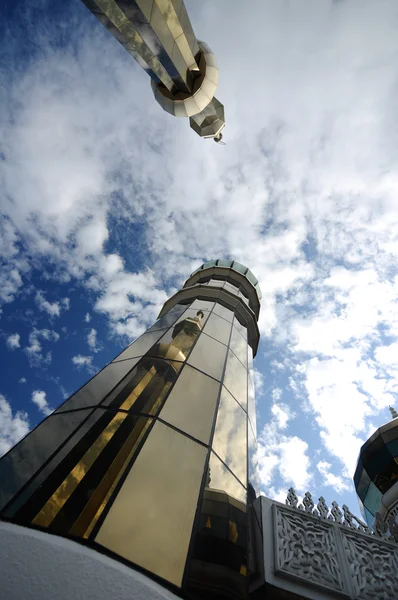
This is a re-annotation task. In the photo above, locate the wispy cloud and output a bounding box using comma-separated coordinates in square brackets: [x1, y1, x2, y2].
[31, 390, 53, 416]
[6, 333, 20, 349]
[0, 394, 30, 456]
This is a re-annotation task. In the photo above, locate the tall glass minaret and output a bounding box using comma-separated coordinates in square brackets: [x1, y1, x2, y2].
[0, 260, 261, 600]
[81, 0, 225, 141]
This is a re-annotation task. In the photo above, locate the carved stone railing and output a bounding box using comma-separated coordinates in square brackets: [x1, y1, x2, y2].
[285, 487, 398, 542]
[256, 490, 398, 600]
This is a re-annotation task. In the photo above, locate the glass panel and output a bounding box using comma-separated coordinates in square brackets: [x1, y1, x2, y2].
[96, 421, 207, 587]
[387, 439, 398, 457]
[159, 365, 220, 444]
[187, 333, 228, 381]
[104, 357, 180, 415]
[147, 305, 187, 332]
[212, 387, 247, 486]
[230, 325, 248, 368]
[223, 351, 248, 410]
[232, 262, 247, 275]
[203, 312, 232, 346]
[190, 299, 215, 312]
[0, 410, 94, 513]
[234, 317, 248, 341]
[112, 330, 167, 363]
[248, 378, 257, 437]
[218, 259, 233, 268]
[213, 303, 234, 323]
[364, 507, 374, 528]
[15, 411, 154, 538]
[207, 279, 224, 289]
[248, 427, 260, 501]
[248, 344, 253, 372]
[364, 481, 382, 515]
[356, 467, 370, 500]
[203, 260, 217, 269]
[187, 452, 247, 600]
[246, 270, 258, 286]
[353, 459, 363, 486]
[381, 422, 398, 443]
[147, 309, 208, 362]
[56, 358, 142, 412]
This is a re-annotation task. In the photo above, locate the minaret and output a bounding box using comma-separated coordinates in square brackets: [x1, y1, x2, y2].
[0, 260, 261, 600]
[354, 405, 398, 530]
[81, 0, 225, 141]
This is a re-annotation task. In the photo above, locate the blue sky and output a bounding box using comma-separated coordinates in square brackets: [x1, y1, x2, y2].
[2, 0, 398, 517]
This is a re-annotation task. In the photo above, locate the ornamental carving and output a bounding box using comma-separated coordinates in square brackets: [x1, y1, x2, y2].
[275, 506, 345, 593]
[342, 530, 398, 600]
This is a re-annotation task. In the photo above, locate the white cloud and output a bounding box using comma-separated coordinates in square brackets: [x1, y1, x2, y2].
[19, 377, 27, 384]
[6, 333, 20, 349]
[24, 329, 59, 367]
[87, 328, 100, 352]
[317, 461, 351, 494]
[257, 402, 310, 494]
[61, 297, 70, 310]
[72, 355, 96, 374]
[31, 390, 53, 416]
[35, 291, 61, 317]
[271, 388, 283, 402]
[84, 313, 91, 322]
[0, 394, 30, 457]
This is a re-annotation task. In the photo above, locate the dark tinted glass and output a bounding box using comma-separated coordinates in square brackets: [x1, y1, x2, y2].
[103, 357, 181, 416]
[112, 330, 167, 363]
[356, 467, 370, 500]
[230, 324, 248, 367]
[10, 411, 154, 539]
[203, 312, 232, 345]
[213, 387, 247, 486]
[187, 452, 247, 600]
[363, 481, 382, 515]
[56, 357, 142, 412]
[147, 304, 187, 332]
[224, 350, 248, 410]
[381, 422, 398, 443]
[0, 410, 94, 513]
[187, 333, 228, 381]
[96, 421, 207, 587]
[159, 365, 220, 444]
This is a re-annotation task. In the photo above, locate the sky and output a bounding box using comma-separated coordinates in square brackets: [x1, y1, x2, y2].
[1, 0, 398, 516]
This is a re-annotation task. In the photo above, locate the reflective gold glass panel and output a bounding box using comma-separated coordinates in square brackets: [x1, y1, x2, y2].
[223, 350, 248, 410]
[104, 357, 180, 415]
[187, 452, 247, 600]
[159, 365, 220, 444]
[187, 333, 227, 381]
[248, 427, 260, 500]
[112, 330, 167, 363]
[203, 311, 232, 346]
[230, 324, 248, 368]
[147, 309, 208, 362]
[56, 357, 142, 412]
[248, 377, 257, 438]
[233, 317, 248, 341]
[213, 387, 247, 486]
[213, 303, 234, 323]
[96, 421, 207, 586]
[12, 410, 153, 538]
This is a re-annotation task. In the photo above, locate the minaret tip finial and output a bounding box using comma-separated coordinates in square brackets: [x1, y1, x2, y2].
[389, 406, 398, 419]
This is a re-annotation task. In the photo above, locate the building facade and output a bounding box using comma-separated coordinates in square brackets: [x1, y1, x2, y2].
[0, 260, 261, 600]
[81, 0, 225, 140]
